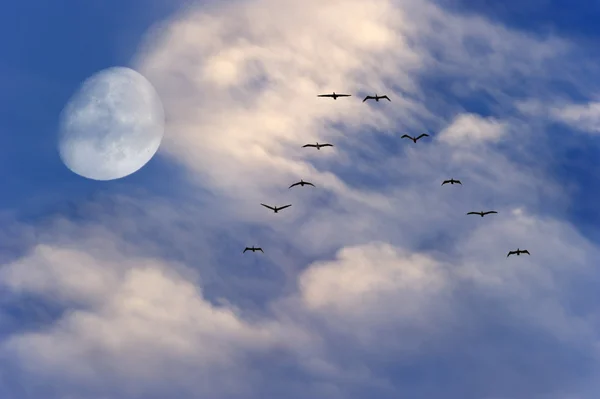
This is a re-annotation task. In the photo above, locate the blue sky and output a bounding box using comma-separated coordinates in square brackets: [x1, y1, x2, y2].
[2, 0, 600, 398]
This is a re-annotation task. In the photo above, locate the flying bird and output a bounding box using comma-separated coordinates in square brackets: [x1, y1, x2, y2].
[466, 211, 498, 217]
[260, 203, 292, 213]
[441, 178, 462, 186]
[401, 133, 429, 143]
[507, 248, 530, 257]
[289, 179, 315, 188]
[317, 92, 351, 100]
[243, 246, 264, 253]
[302, 142, 333, 150]
[363, 94, 391, 102]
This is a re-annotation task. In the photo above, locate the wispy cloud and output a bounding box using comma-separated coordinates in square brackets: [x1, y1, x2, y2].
[551, 100, 600, 133]
[437, 113, 508, 145]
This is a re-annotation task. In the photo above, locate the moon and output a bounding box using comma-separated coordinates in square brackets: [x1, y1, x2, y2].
[58, 67, 164, 180]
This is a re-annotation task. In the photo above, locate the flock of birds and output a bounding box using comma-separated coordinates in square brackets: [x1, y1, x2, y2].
[243, 92, 530, 258]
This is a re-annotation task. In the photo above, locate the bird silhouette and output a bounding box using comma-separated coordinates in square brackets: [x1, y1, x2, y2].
[507, 248, 530, 257]
[466, 211, 498, 217]
[260, 203, 292, 213]
[302, 142, 333, 150]
[289, 179, 315, 188]
[317, 92, 351, 100]
[243, 246, 264, 253]
[363, 94, 390, 102]
[441, 178, 462, 186]
[401, 133, 429, 143]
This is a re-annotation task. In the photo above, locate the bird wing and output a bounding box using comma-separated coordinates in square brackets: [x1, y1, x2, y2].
[455, 180, 462, 184]
[483, 211, 498, 215]
[382, 95, 391, 101]
[278, 204, 292, 211]
[507, 251, 516, 257]
[441, 180, 450, 185]
[243, 248, 249, 253]
[337, 94, 351, 97]
[363, 96, 374, 102]
[416, 133, 430, 140]
[522, 250, 530, 255]
[317, 94, 333, 97]
[401, 134, 412, 139]
[289, 182, 300, 188]
[466, 212, 479, 215]
[258, 248, 264, 253]
[306, 182, 315, 186]
[260, 203, 275, 210]
[302, 144, 316, 148]
[321, 143, 333, 147]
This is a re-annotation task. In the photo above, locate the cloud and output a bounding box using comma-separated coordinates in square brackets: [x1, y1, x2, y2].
[4, 211, 599, 399]
[3, 0, 600, 398]
[299, 243, 450, 324]
[551, 101, 600, 133]
[133, 0, 567, 199]
[437, 113, 507, 145]
[0, 233, 313, 398]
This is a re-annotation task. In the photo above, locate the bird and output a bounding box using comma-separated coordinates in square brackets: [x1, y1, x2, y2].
[260, 203, 292, 213]
[289, 179, 315, 188]
[507, 248, 530, 257]
[243, 246, 264, 253]
[466, 211, 498, 217]
[363, 94, 390, 102]
[317, 92, 351, 100]
[302, 142, 333, 150]
[441, 178, 462, 186]
[401, 133, 429, 143]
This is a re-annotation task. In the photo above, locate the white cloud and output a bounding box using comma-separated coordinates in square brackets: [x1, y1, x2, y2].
[127, 0, 571, 259]
[133, 0, 566, 209]
[0, 239, 312, 398]
[4, 209, 599, 398]
[551, 101, 600, 133]
[299, 243, 449, 320]
[437, 113, 508, 145]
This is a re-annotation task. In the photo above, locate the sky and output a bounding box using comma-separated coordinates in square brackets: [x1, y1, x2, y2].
[2, 0, 600, 398]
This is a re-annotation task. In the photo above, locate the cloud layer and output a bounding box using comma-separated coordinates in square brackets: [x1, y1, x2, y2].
[2, 0, 600, 398]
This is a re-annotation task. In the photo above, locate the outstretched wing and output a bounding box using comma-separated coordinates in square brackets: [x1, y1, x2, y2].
[260, 203, 275, 210]
[337, 94, 351, 97]
[302, 144, 317, 148]
[317, 94, 334, 98]
[382, 95, 391, 101]
[522, 250, 530, 255]
[416, 133, 430, 140]
[278, 204, 292, 211]
[441, 180, 450, 185]
[455, 180, 462, 185]
[305, 182, 315, 187]
[401, 134, 412, 139]
[466, 212, 480, 215]
[483, 211, 498, 215]
[289, 182, 300, 188]
[258, 248, 264, 253]
[320, 143, 333, 147]
[243, 248, 250, 253]
[363, 96, 374, 102]
[507, 251, 516, 257]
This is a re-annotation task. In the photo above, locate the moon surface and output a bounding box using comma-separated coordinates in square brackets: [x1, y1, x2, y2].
[58, 66, 164, 180]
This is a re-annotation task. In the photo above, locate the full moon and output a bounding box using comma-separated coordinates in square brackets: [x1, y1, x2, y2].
[58, 67, 164, 180]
